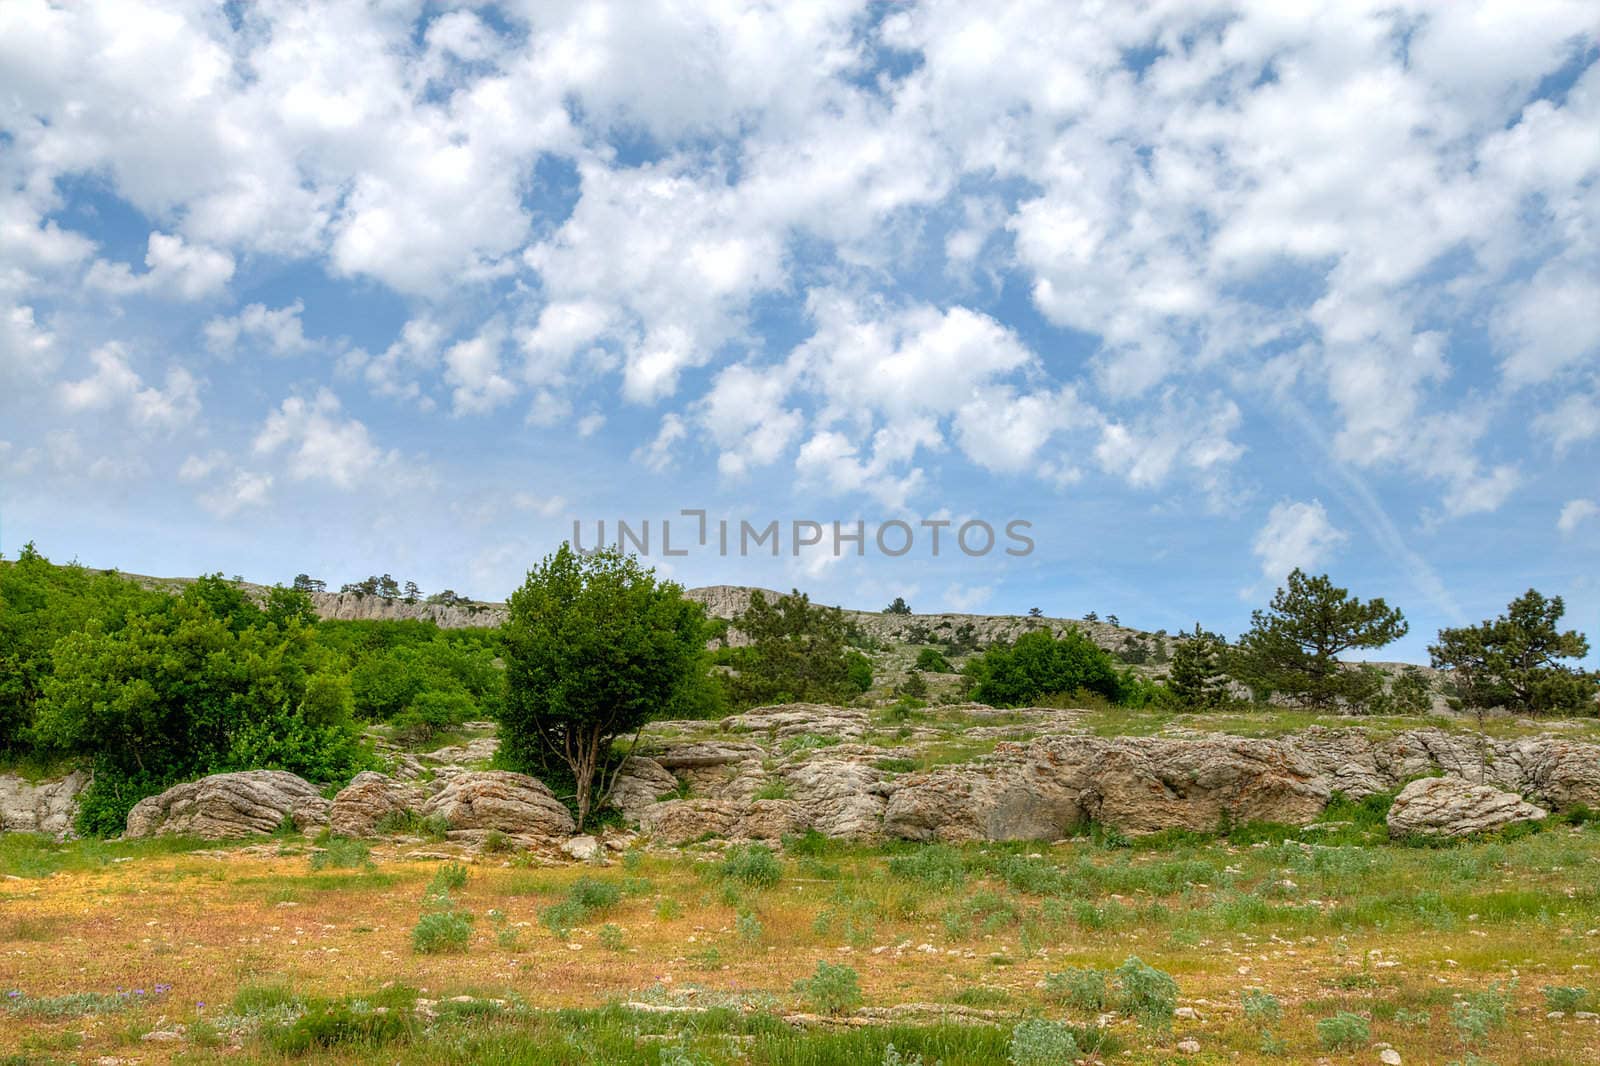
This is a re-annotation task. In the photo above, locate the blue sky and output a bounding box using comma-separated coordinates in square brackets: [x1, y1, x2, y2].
[1, 1, 1597, 664]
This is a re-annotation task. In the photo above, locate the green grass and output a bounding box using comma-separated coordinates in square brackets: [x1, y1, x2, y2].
[0, 832, 220, 878]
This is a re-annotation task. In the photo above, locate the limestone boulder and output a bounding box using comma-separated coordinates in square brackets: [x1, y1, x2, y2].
[637, 799, 743, 845]
[329, 772, 428, 837]
[420, 770, 575, 840]
[724, 703, 871, 742]
[608, 756, 681, 820]
[0, 769, 90, 838]
[125, 771, 330, 839]
[1386, 776, 1547, 838]
[739, 799, 810, 840]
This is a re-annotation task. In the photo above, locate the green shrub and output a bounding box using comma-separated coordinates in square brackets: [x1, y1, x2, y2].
[1007, 1018, 1079, 1066]
[887, 845, 966, 890]
[1113, 956, 1178, 1030]
[1450, 983, 1512, 1046]
[599, 923, 626, 951]
[736, 911, 764, 944]
[410, 910, 472, 954]
[913, 648, 954, 673]
[1543, 985, 1590, 1012]
[718, 844, 782, 888]
[1316, 1011, 1370, 1050]
[266, 997, 414, 1053]
[309, 837, 372, 871]
[427, 862, 468, 897]
[964, 627, 1123, 707]
[1044, 968, 1107, 1011]
[794, 960, 863, 1015]
[1240, 988, 1283, 1025]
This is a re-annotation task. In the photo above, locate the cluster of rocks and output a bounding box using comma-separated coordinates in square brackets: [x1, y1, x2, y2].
[0, 769, 91, 837]
[10, 704, 1597, 848]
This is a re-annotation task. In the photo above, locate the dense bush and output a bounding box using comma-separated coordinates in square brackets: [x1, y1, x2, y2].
[963, 628, 1124, 707]
[720, 590, 873, 709]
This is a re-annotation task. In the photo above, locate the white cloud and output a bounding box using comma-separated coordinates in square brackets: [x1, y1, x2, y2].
[199, 471, 274, 518]
[443, 325, 517, 415]
[204, 301, 311, 357]
[1534, 390, 1600, 454]
[253, 389, 389, 488]
[361, 317, 446, 406]
[633, 413, 688, 474]
[0, 303, 57, 382]
[86, 232, 234, 301]
[58, 343, 200, 430]
[1558, 498, 1599, 536]
[1094, 391, 1244, 500]
[1252, 500, 1349, 586]
[943, 583, 993, 612]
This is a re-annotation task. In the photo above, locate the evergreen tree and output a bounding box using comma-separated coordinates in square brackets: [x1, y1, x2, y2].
[1430, 590, 1596, 716]
[1166, 624, 1229, 708]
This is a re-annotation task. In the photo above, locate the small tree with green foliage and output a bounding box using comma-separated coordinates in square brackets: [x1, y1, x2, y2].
[1233, 569, 1407, 710]
[498, 544, 708, 828]
[1430, 589, 1596, 717]
[883, 596, 912, 615]
[1166, 624, 1231, 708]
[965, 628, 1123, 707]
[723, 590, 868, 708]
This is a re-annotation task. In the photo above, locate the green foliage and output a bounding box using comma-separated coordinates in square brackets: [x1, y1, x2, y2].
[1240, 988, 1282, 1026]
[1431, 589, 1597, 716]
[540, 875, 623, 938]
[1450, 983, 1512, 1045]
[884, 597, 913, 615]
[723, 590, 870, 709]
[887, 844, 967, 890]
[428, 862, 469, 896]
[1113, 956, 1178, 1030]
[964, 627, 1123, 707]
[498, 544, 709, 827]
[310, 837, 373, 871]
[1542, 985, 1589, 1012]
[793, 960, 863, 1015]
[913, 648, 953, 673]
[1233, 569, 1408, 709]
[717, 843, 783, 888]
[1316, 1011, 1370, 1050]
[410, 909, 473, 954]
[1166, 624, 1231, 708]
[1369, 665, 1435, 716]
[26, 582, 374, 833]
[1044, 967, 1108, 1011]
[1007, 1018, 1079, 1066]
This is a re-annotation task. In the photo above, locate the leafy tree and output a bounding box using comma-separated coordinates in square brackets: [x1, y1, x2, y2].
[0, 544, 162, 753]
[883, 596, 913, 615]
[1233, 569, 1407, 709]
[264, 585, 318, 629]
[182, 572, 264, 632]
[1107, 614, 1120, 627]
[498, 544, 708, 827]
[723, 590, 864, 709]
[1430, 590, 1597, 717]
[1027, 607, 1043, 618]
[1084, 612, 1099, 623]
[965, 628, 1123, 707]
[403, 580, 421, 604]
[292, 574, 327, 593]
[1165, 624, 1230, 708]
[427, 589, 466, 607]
[32, 599, 371, 833]
[378, 574, 401, 600]
[914, 647, 953, 673]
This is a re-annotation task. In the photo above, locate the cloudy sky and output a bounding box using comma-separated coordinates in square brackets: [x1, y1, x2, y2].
[2, 1, 1597, 661]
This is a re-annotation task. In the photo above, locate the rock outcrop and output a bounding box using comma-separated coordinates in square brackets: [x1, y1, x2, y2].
[329, 772, 428, 837]
[1386, 777, 1548, 838]
[637, 799, 744, 845]
[125, 771, 331, 839]
[0, 769, 91, 838]
[420, 770, 575, 840]
[884, 734, 1329, 842]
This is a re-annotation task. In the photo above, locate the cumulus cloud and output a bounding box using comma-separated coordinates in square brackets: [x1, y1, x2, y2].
[204, 301, 311, 357]
[253, 390, 390, 488]
[86, 232, 235, 301]
[1252, 500, 1349, 586]
[1558, 498, 1598, 536]
[58, 343, 200, 430]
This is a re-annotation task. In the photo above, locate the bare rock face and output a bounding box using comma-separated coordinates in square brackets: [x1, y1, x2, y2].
[636, 799, 743, 845]
[724, 703, 871, 743]
[608, 756, 681, 819]
[884, 735, 1329, 841]
[125, 771, 331, 839]
[783, 753, 891, 840]
[740, 798, 811, 840]
[420, 770, 575, 840]
[0, 769, 91, 838]
[1386, 777, 1547, 838]
[329, 772, 428, 837]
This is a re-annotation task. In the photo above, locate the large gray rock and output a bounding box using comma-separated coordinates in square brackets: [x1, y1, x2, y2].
[420, 770, 575, 839]
[724, 703, 871, 742]
[0, 769, 91, 838]
[608, 756, 681, 819]
[783, 753, 890, 840]
[637, 799, 743, 845]
[125, 771, 331, 839]
[329, 772, 428, 837]
[1386, 776, 1547, 838]
[884, 734, 1329, 841]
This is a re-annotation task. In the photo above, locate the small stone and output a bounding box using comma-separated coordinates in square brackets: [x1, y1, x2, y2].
[560, 835, 601, 861]
[1175, 1006, 1202, 1020]
[1379, 1050, 1401, 1066]
[1176, 1039, 1201, 1054]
